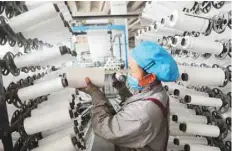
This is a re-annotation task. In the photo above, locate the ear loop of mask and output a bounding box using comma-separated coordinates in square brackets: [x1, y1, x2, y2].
[138, 61, 157, 87]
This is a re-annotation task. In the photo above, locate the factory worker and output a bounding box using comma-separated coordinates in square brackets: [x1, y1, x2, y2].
[82, 41, 179, 151]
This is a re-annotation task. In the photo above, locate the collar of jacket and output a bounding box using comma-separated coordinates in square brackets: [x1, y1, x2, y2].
[123, 82, 163, 106]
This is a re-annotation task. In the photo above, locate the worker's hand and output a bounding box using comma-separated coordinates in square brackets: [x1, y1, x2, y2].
[79, 77, 99, 95]
[112, 73, 126, 90]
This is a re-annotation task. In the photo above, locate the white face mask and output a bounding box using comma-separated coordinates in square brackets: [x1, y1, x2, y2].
[127, 74, 144, 90]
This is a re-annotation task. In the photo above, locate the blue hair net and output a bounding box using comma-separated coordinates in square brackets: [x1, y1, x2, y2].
[131, 41, 179, 82]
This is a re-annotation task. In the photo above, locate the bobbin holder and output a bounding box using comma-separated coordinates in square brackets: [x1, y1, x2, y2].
[0, 16, 17, 47]
[0, 49, 55, 76]
[0, 15, 50, 51]
[199, 108, 230, 143]
[4, 2, 28, 19]
[12, 99, 89, 151]
[5, 73, 46, 108]
[13, 134, 41, 151]
[0, 60, 13, 151]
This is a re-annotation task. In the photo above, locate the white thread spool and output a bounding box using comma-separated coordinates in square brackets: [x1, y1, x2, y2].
[17, 77, 66, 101]
[138, 34, 162, 43]
[167, 136, 176, 149]
[34, 68, 67, 84]
[142, 30, 164, 40]
[33, 28, 70, 42]
[178, 65, 193, 75]
[47, 88, 77, 99]
[22, 15, 65, 38]
[161, 17, 171, 27]
[38, 126, 77, 146]
[184, 144, 221, 151]
[38, 95, 75, 108]
[141, 12, 156, 21]
[169, 97, 180, 103]
[170, 122, 194, 136]
[181, 36, 224, 55]
[41, 115, 83, 138]
[8, 3, 58, 33]
[171, 36, 183, 49]
[14, 47, 62, 68]
[165, 85, 176, 95]
[150, 22, 184, 36]
[184, 95, 223, 108]
[169, 10, 209, 33]
[170, 101, 188, 109]
[32, 135, 76, 151]
[174, 136, 208, 146]
[173, 87, 209, 98]
[224, 131, 231, 141]
[181, 67, 225, 86]
[145, 2, 173, 21]
[179, 123, 220, 137]
[172, 114, 208, 124]
[31, 99, 73, 117]
[24, 105, 73, 135]
[221, 108, 231, 119]
[170, 106, 196, 115]
[25, 1, 47, 10]
[41, 122, 73, 138]
[66, 67, 105, 88]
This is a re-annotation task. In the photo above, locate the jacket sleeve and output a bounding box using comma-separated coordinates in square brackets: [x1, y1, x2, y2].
[90, 89, 155, 148]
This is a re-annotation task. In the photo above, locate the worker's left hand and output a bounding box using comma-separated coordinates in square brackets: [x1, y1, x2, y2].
[112, 73, 127, 90]
[79, 77, 99, 95]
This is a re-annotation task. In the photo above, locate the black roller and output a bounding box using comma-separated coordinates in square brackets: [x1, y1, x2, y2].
[184, 95, 191, 103]
[181, 73, 188, 81]
[173, 89, 180, 96]
[173, 138, 179, 145]
[172, 115, 178, 122]
[179, 123, 187, 131]
[184, 144, 190, 151]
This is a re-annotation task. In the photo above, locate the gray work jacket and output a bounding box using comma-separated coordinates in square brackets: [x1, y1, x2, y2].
[91, 83, 169, 151]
